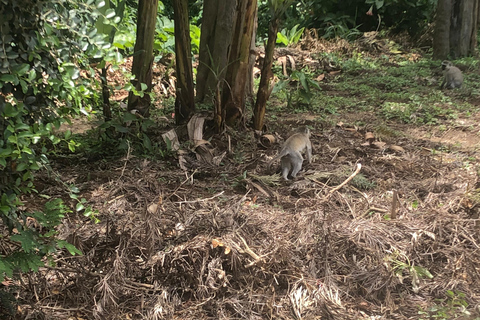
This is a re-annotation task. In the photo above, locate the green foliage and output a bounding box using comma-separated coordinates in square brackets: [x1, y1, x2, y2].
[273, 70, 321, 109]
[351, 173, 376, 190]
[0, 286, 17, 318]
[0, 0, 116, 281]
[418, 291, 476, 320]
[276, 24, 305, 46]
[0, 199, 81, 283]
[100, 112, 173, 158]
[385, 250, 433, 293]
[380, 100, 458, 125]
[258, 0, 437, 42]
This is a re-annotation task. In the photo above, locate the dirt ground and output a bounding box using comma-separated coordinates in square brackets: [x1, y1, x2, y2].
[5, 40, 480, 319]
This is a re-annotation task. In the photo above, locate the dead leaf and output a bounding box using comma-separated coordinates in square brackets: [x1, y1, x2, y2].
[365, 132, 375, 143]
[187, 114, 206, 141]
[194, 142, 214, 163]
[277, 56, 288, 76]
[389, 145, 405, 153]
[260, 134, 277, 148]
[147, 203, 158, 214]
[178, 149, 189, 171]
[316, 74, 325, 81]
[212, 151, 226, 166]
[161, 129, 180, 151]
[371, 141, 386, 148]
[212, 238, 224, 248]
[286, 55, 296, 71]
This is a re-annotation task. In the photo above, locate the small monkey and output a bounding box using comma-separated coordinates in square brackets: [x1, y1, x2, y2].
[440, 60, 463, 89]
[268, 127, 312, 180]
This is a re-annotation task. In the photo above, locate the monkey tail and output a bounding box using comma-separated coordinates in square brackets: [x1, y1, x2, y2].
[267, 149, 288, 171]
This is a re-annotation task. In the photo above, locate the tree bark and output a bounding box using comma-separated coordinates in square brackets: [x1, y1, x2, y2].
[101, 67, 112, 121]
[433, 0, 451, 60]
[173, 0, 195, 124]
[451, 0, 477, 57]
[253, 17, 278, 131]
[433, 0, 478, 59]
[127, 0, 158, 117]
[196, 0, 236, 103]
[221, 0, 257, 128]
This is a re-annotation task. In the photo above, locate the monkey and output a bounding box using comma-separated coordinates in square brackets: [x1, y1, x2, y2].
[440, 60, 463, 89]
[267, 127, 312, 180]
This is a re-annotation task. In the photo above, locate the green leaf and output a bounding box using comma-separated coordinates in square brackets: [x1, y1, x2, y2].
[11, 63, 30, 76]
[69, 185, 80, 193]
[105, 8, 116, 19]
[68, 140, 76, 152]
[276, 32, 289, 46]
[0, 74, 16, 83]
[2, 103, 19, 117]
[142, 133, 152, 150]
[375, 0, 384, 9]
[76, 202, 85, 212]
[16, 162, 28, 171]
[11, 230, 37, 253]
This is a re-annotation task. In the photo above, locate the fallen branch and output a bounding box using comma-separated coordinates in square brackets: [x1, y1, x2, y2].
[329, 163, 362, 195]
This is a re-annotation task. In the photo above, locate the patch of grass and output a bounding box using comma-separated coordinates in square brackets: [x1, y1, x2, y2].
[375, 124, 403, 138]
[352, 173, 376, 190]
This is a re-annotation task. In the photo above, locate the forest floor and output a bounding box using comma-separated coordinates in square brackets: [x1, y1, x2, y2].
[7, 34, 480, 319]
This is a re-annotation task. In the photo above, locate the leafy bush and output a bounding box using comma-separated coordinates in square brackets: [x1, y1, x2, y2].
[0, 0, 118, 282]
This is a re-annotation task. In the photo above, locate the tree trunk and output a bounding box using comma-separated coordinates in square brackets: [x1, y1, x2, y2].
[196, 0, 236, 103]
[246, 5, 258, 105]
[221, 0, 257, 129]
[433, 0, 451, 60]
[127, 0, 158, 117]
[433, 0, 478, 59]
[451, 0, 477, 57]
[173, 0, 195, 124]
[253, 17, 279, 131]
[101, 67, 112, 121]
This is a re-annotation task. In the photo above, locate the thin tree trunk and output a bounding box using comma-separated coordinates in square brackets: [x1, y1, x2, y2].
[451, 0, 475, 57]
[196, 0, 236, 103]
[253, 17, 279, 131]
[127, 0, 158, 117]
[246, 5, 258, 106]
[470, 0, 479, 56]
[173, 0, 195, 124]
[433, 0, 451, 60]
[101, 67, 112, 121]
[221, 0, 257, 129]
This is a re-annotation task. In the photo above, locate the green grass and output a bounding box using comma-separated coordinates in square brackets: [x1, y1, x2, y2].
[269, 54, 480, 125]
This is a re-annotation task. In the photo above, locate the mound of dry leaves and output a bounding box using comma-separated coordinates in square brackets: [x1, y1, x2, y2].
[6, 117, 480, 320]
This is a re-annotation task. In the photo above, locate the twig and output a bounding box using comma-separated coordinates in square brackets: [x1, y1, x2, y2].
[329, 163, 362, 195]
[237, 234, 265, 268]
[119, 140, 131, 179]
[174, 191, 225, 204]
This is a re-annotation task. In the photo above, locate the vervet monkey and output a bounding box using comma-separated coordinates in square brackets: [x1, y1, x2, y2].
[268, 127, 312, 180]
[441, 60, 463, 89]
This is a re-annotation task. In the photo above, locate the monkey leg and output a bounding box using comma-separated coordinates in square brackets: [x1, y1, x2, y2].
[280, 156, 292, 180]
[290, 152, 304, 178]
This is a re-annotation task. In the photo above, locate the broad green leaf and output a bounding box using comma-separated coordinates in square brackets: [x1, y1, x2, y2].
[76, 202, 85, 212]
[276, 32, 289, 46]
[16, 162, 28, 171]
[0, 74, 16, 82]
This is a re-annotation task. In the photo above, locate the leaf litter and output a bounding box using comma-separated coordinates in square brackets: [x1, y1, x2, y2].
[8, 36, 480, 319]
